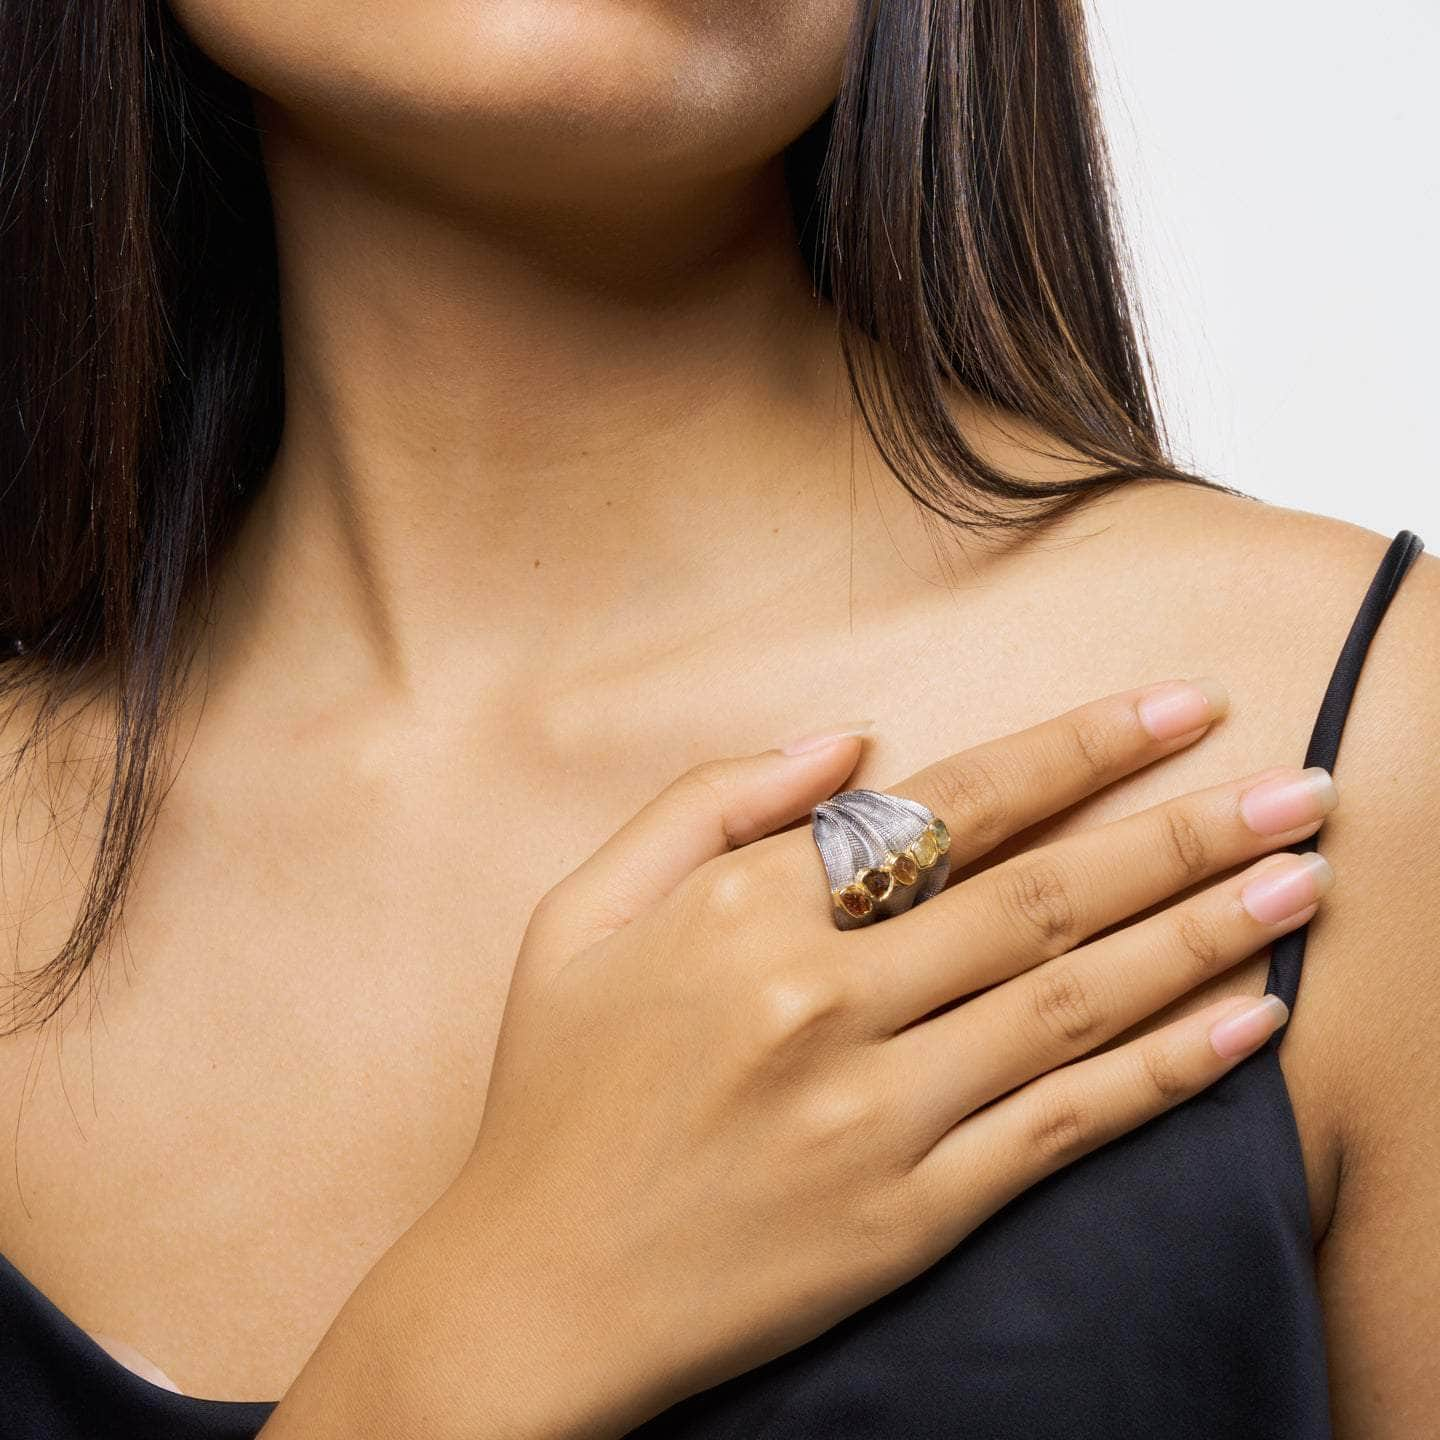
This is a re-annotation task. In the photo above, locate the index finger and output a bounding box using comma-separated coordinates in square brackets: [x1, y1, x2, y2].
[885, 676, 1230, 873]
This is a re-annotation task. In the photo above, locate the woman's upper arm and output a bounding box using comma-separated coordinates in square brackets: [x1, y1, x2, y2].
[1312, 546, 1440, 1437]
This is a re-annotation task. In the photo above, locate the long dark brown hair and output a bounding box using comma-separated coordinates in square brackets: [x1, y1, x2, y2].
[0, 0, 1237, 1035]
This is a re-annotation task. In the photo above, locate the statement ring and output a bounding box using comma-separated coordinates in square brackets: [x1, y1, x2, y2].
[810, 789, 951, 930]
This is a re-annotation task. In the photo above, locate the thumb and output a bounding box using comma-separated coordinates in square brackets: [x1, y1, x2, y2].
[534, 722, 874, 955]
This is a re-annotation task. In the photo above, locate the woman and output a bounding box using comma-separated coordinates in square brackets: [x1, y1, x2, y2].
[0, 2, 1435, 1437]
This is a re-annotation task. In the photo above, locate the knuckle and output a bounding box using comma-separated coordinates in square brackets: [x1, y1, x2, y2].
[1160, 806, 1211, 884]
[997, 858, 1079, 953]
[1171, 907, 1224, 981]
[680, 757, 731, 809]
[796, 1078, 884, 1154]
[527, 882, 564, 927]
[1027, 964, 1105, 1047]
[753, 970, 849, 1050]
[688, 856, 761, 929]
[1064, 713, 1120, 786]
[931, 753, 1012, 847]
[1027, 1085, 1094, 1166]
[847, 1178, 927, 1271]
[526, 881, 587, 948]
[888, 1164, 951, 1264]
[679, 760, 750, 850]
[822, 944, 884, 1019]
[1137, 1039, 1190, 1106]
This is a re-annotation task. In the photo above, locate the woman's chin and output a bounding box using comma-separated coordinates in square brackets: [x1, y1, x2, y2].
[170, 0, 849, 189]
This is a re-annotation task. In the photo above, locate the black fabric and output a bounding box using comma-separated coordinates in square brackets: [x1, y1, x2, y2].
[1260, 528, 1425, 1016]
[0, 529, 1424, 1439]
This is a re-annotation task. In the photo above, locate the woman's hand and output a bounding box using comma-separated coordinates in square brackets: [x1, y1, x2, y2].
[261, 677, 1336, 1440]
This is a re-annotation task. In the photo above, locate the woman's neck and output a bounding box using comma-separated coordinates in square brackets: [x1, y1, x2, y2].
[209, 105, 922, 708]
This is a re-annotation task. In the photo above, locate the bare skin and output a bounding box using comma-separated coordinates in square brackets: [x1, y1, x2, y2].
[1, 0, 1437, 1431]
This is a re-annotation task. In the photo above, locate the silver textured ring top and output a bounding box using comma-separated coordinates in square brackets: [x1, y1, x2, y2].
[810, 788, 952, 930]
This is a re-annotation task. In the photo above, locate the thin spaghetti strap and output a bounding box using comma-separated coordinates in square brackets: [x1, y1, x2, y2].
[1263, 528, 1426, 1027]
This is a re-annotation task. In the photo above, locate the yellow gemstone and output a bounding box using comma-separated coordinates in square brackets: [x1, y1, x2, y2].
[911, 832, 939, 868]
[887, 851, 919, 886]
[857, 867, 894, 902]
[836, 884, 874, 919]
[930, 818, 951, 854]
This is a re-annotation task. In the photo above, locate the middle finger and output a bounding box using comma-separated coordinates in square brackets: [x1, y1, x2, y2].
[857, 763, 1338, 1034]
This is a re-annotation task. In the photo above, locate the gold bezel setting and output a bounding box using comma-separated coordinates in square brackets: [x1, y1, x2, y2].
[835, 883, 874, 919]
[831, 819, 949, 920]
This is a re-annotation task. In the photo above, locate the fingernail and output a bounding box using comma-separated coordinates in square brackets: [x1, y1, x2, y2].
[1239, 766, 1338, 835]
[1240, 851, 1334, 924]
[1209, 994, 1290, 1059]
[1137, 676, 1230, 740]
[781, 720, 875, 755]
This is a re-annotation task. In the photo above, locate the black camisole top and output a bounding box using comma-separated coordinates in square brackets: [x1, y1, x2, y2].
[1, 528, 1426, 1440]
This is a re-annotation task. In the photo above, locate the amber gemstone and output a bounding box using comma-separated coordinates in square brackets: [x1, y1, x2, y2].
[912, 832, 939, 868]
[888, 851, 920, 886]
[836, 885, 874, 919]
[930, 818, 951, 854]
[857, 867, 894, 902]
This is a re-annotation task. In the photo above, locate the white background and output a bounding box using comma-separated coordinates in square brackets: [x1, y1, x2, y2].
[1088, 1, 1436, 544]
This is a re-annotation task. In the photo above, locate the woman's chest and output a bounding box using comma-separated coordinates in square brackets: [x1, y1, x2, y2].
[0, 600, 1343, 1402]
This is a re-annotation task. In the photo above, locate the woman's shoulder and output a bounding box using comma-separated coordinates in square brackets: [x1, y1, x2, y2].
[1239, 498, 1438, 1110]
[1127, 478, 1435, 606]
[1083, 484, 1440, 1116]
[1069, 483, 1439, 1433]
[1228, 502, 1438, 1437]
[909, 471, 1437, 1210]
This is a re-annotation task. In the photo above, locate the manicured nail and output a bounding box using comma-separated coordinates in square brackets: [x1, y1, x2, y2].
[1209, 994, 1290, 1059]
[1240, 851, 1334, 924]
[1137, 676, 1230, 741]
[1239, 766, 1338, 835]
[781, 720, 875, 755]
